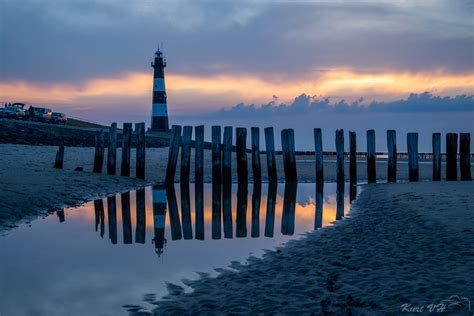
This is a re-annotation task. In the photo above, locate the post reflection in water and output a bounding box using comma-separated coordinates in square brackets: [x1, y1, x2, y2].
[315, 181, 324, 229]
[251, 181, 262, 238]
[236, 183, 248, 238]
[152, 185, 167, 256]
[264, 181, 278, 237]
[107, 196, 117, 244]
[135, 188, 146, 244]
[281, 182, 297, 236]
[121, 192, 132, 244]
[90, 182, 356, 255]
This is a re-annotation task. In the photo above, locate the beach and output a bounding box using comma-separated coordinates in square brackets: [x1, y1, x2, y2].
[0, 143, 470, 234]
[152, 181, 474, 314]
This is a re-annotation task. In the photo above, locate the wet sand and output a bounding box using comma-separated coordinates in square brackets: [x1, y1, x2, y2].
[152, 182, 474, 314]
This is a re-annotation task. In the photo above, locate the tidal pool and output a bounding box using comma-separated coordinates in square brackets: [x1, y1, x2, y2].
[0, 182, 357, 315]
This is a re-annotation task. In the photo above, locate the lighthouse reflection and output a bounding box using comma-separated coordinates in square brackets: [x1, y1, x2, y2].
[87, 182, 355, 257]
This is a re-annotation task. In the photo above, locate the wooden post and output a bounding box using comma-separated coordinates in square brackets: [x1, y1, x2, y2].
[349, 131, 356, 184]
[281, 128, 297, 182]
[251, 182, 261, 238]
[387, 130, 397, 182]
[121, 123, 132, 177]
[446, 133, 458, 181]
[460, 133, 471, 181]
[121, 192, 132, 244]
[194, 125, 204, 240]
[236, 183, 248, 238]
[107, 123, 117, 175]
[222, 126, 233, 238]
[315, 181, 324, 229]
[93, 199, 103, 232]
[135, 122, 146, 180]
[236, 128, 248, 184]
[281, 182, 297, 235]
[135, 188, 146, 244]
[180, 126, 192, 184]
[107, 196, 117, 245]
[366, 129, 376, 183]
[314, 128, 324, 182]
[264, 181, 277, 237]
[264, 127, 277, 182]
[251, 127, 262, 183]
[407, 133, 419, 182]
[165, 125, 182, 184]
[53, 145, 64, 169]
[222, 126, 233, 185]
[93, 130, 105, 173]
[166, 184, 182, 240]
[335, 129, 344, 182]
[432, 133, 441, 181]
[212, 125, 222, 239]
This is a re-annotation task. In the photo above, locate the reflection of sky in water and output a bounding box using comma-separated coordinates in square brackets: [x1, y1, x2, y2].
[0, 183, 354, 316]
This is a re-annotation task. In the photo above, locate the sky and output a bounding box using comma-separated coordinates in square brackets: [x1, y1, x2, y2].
[1, 0, 473, 149]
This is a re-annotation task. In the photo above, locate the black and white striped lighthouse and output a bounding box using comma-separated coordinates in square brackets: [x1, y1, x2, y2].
[151, 48, 169, 132]
[152, 184, 167, 257]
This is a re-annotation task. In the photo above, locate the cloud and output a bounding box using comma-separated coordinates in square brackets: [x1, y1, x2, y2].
[1, 0, 472, 85]
[201, 92, 474, 119]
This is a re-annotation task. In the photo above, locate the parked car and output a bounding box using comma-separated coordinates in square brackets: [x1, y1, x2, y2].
[51, 112, 67, 125]
[1, 107, 26, 119]
[31, 107, 53, 122]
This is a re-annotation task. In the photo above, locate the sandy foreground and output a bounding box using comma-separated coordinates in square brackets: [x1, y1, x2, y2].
[152, 182, 474, 314]
[0, 143, 471, 234]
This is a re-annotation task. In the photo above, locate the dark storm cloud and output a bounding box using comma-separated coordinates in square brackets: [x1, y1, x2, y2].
[1, 0, 473, 84]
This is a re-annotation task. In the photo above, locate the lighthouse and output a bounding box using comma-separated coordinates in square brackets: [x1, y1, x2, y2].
[151, 48, 170, 132]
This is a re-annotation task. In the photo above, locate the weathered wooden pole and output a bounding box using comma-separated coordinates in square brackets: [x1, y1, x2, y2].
[366, 129, 376, 183]
[264, 181, 277, 237]
[107, 123, 117, 175]
[264, 127, 277, 182]
[194, 125, 205, 240]
[121, 123, 132, 177]
[335, 129, 344, 183]
[349, 131, 356, 184]
[432, 133, 441, 181]
[121, 192, 132, 244]
[212, 125, 222, 239]
[222, 126, 233, 238]
[446, 133, 458, 181]
[460, 133, 471, 181]
[53, 145, 64, 169]
[180, 126, 192, 184]
[281, 128, 297, 182]
[251, 127, 262, 183]
[93, 129, 105, 173]
[135, 122, 146, 180]
[407, 133, 419, 182]
[314, 128, 324, 182]
[135, 188, 146, 244]
[387, 130, 397, 182]
[236, 128, 248, 184]
[165, 125, 182, 184]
